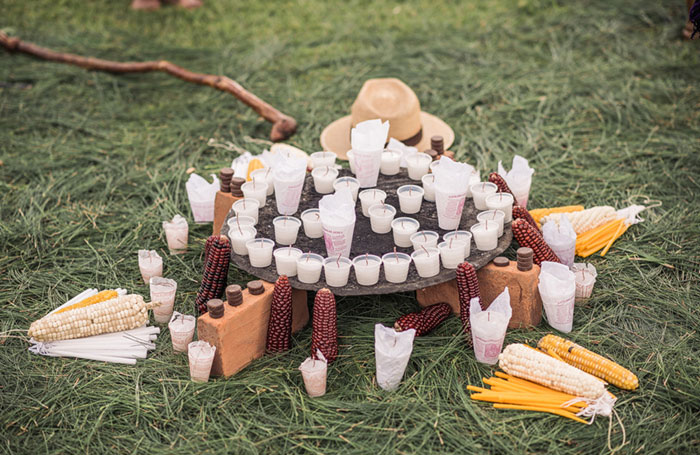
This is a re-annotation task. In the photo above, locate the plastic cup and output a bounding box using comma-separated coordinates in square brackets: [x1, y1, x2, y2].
[273, 216, 302, 245]
[359, 189, 387, 217]
[351, 148, 382, 188]
[477, 210, 505, 237]
[471, 311, 508, 364]
[435, 185, 467, 230]
[411, 247, 441, 277]
[347, 150, 356, 174]
[323, 256, 353, 287]
[188, 341, 216, 382]
[150, 277, 178, 324]
[410, 230, 439, 251]
[274, 172, 306, 215]
[310, 151, 337, 169]
[301, 209, 323, 238]
[169, 313, 196, 353]
[228, 226, 257, 255]
[332, 177, 360, 202]
[406, 152, 432, 180]
[485, 193, 514, 223]
[397, 185, 424, 214]
[246, 238, 274, 267]
[163, 218, 188, 255]
[250, 168, 275, 195]
[274, 247, 303, 277]
[321, 215, 356, 258]
[232, 198, 260, 223]
[438, 240, 467, 269]
[465, 171, 481, 197]
[368, 203, 396, 234]
[299, 355, 327, 397]
[311, 166, 339, 194]
[380, 150, 401, 176]
[470, 222, 498, 251]
[391, 217, 420, 248]
[241, 181, 268, 207]
[443, 231, 472, 258]
[352, 254, 382, 286]
[226, 215, 256, 231]
[470, 182, 498, 210]
[138, 250, 162, 284]
[381, 252, 412, 283]
[572, 263, 597, 302]
[296, 253, 324, 284]
[421, 174, 436, 202]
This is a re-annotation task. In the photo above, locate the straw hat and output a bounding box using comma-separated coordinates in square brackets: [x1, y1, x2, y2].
[320, 78, 454, 160]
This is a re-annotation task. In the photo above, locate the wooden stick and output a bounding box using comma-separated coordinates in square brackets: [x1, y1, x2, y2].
[0, 31, 297, 142]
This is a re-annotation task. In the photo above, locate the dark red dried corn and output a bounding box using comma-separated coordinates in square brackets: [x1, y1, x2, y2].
[266, 276, 293, 353]
[195, 235, 231, 314]
[488, 173, 517, 204]
[394, 303, 452, 336]
[311, 288, 338, 363]
[456, 262, 483, 342]
[512, 205, 540, 232]
[512, 219, 560, 265]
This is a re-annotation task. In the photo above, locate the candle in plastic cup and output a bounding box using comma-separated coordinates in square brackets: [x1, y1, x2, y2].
[273, 172, 306, 215]
[485, 193, 514, 223]
[232, 198, 260, 223]
[434, 185, 467, 231]
[332, 177, 360, 202]
[381, 252, 412, 283]
[273, 216, 302, 245]
[380, 150, 401, 176]
[228, 226, 256, 255]
[572, 263, 597, 302]
[351, 148, 383, 188]
[406, 152, 432, 180]
[346, 150, 356, 174]
[542, 298, 575, 333]
[375, 324, 415, 391]
[359, 189, 387, 217]
[241, 181, 268, 207]
[470, 222, 498, 251]
[310, 151, 337, 169]
[168, 313, 196, 353]
[397, 185, 424, 214]
[465, 171, 481, 197]
[296, 253, 323, 284]
[163, 215, 189, 255]
[250, 168, 275, 195]
[352, 254, 382, 286]
[246, 238, 274, 268]
[477, 210, 505, 237]
[368, 203, 396, 234]
[421, 174, 436, 202]
[470, 182, 498, 210]
[274, 247, 303, 277]
[391, 217, 420, 248]
[138, 249, 163, 284]
[301, 209, 323, 239]
[438, 240, 467, 269]
[226, 215, 256, 231]
[471, 311, 508, 364]
[323, 256, 353, 287]
[188, 341, 216, 382]
[311, 166, 339, 194]
[150, 277, 177, 324]
[411, 247, 441, 277]
[299, 352, 328, 397]
[443, 231, 472, 257]
[410, 230, 439, 251]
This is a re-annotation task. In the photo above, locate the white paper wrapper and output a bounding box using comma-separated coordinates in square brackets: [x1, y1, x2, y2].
[162, 215, 189, 255]
[470, 290, 512, 364]
[138, 249, 162, 284]
[374, 324, 415, 391]
[572, 263, 597, 302]
[272, 153, 307, 215]
[433, 158, 474, 230]
[150, 277, 178, 324]
[542, 215, 576, 267]
[538, 262, 576, 332]
[299, 350, 328, 397]
[386, 137, 417, 168]
[498, 155, 534, 208]
[351, 119, 390, 187]
[319, 188, 356, 258]
[186, 173, 220, 223]
[188, 340, 216, 382]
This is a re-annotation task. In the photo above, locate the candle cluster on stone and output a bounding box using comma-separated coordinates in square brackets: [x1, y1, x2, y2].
[266, 275, 293, 353]
[456, 261, 482, 342]
[511, 219, 560, 265]
[311, 288, 338, 363]
[195, 235, 231, 314]
[394, 302, 452, 336]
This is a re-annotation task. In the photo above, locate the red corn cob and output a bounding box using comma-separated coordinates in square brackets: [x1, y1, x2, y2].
[456, 262, 483, 342]
[266, 275, 293, 353]
[512, 219, 560, 265]
[488, 173, 517, 204]
[311, 288, 338, 363]
[512, 205, 540, 232]
[394, 303, 452, 336]
[195, 235, 231, 314]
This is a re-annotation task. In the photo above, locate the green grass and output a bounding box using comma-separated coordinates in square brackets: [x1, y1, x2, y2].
[1, 0, 699, 453]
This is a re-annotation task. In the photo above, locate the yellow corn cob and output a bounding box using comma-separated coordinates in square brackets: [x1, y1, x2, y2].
[246, 158, 265, 181]
[54, 290, 118, 314]
[498, 344, 606, 400]
[538, 335, 638, 390]
[541, 206, 617, 235]
[529, 206, 585, 223]
[28, 294, 154, 342]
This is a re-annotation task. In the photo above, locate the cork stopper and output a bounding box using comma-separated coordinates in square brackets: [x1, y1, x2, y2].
[226, 284, 243, 306]
[247, 280, 264, 295]
[517, 247, 534, 271]
[230, 177, 245, 197]
[430, 135, 445, 155]
[219, 167, 234, 193]
[207, 299, 225, 318]
[493, 256, 510, 267]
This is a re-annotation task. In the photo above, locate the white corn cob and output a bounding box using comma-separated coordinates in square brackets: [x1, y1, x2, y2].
[498, 344, 606, 400]
[28, 294, 154, 342]
[541, 206, 616, 235]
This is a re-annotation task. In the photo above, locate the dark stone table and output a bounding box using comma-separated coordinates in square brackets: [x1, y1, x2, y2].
[223, 169, 511, 295]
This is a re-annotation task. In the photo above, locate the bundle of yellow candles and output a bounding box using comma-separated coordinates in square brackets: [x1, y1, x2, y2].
[575, 218, 629, 258]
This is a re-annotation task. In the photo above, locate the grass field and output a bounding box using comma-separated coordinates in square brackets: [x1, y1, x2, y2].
[1, 0, 699, 453]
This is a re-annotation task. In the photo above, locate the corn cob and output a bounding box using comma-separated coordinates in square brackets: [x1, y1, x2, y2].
[537, 335, 639, 390]
[54, 290, 118, 314]
[311, 288, 338, 363]
[512, 206, 540, 232]
[266, 275, 293, 353]
[498, 343, 606, 400]
[529, 206, 584, 224]
[541, 206, 617, 235]
[488, 173, 517, 204]
[29, 294, 153, 342]
[196, 235, 231, 314]
[394, 302, 452, 336]
[456, 262, 482, 341]
[512, 219, 560, 265]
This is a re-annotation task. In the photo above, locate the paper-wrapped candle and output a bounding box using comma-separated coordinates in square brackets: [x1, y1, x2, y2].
[432, 158, 472, 230]
[406, 152, 432, 180]
[469, 289, 512, 364]
[188, 340, 216, 382]
[232, 198, 260, 223]
[138, 249, 163, 284]
[477, 210, 505, 237]
[310, 151, 337, 169]
[168, 312, 196, 352]
[299, 350, 328, 397]
[332, 177, 360, 202]
[411, 247, 441, 277]
[241, 181, 269, 207]
[438, 240, 467, 269]
[368, 203, 396, 234]
[498, 155, 534, 208]
[397, 185, 424, 214]
[375, 324, 416, 391]
[320, 189, 356, 258]
[150, 277, 177, 324]
[381, 252, 412, 283]
[380, 150, 401, 176]
[273, 216, 301, 245]
[273, 154, 307, 215]
[250, 167, 275, 196]
[443, 231, 472, 257]
[410, 230, 439, 251]
[470, 221, 498, 251]
[228, 225, 257, 255]
[301, 209, 323, 239]
[351, 119, 389, 188]
[246, 238, 274, 267]
[572, 263, 597, 302]
[538, 262, 576, 332]
[352, 254, 382, 286]
[421, 174, 436, 202]
[323, 256, 352, 287]
[296, 253, 324, 284]
[470, 182, 498, 210]
[273, 247, 303, 277]
[359, 189, 387, 217]
[311, 166, 339, 194]
[391, 217, 420, 248]
[163, 215, 189, 255]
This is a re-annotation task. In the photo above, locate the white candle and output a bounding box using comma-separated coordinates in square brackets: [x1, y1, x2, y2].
[411, 247, 441, 277]
[250, 168, 275, 195]
[311, 166, 339, 194]
[273, 247, 303, 276]
[323, 256, 353, 287]
[138, 249, 163, 284]
[485, 193, 514, 222]
[397, 185, 424, 214]
[246, 238, 274, 267]
[163, 214, 188, 255]
[470, 182, 498, 210]
[347, 150, 356, 174]
[296, 253, 324, 283]
[410, 230, 439, 251]
[301, 208, 323, 239]
[477, 210, 505, 237]
[168, 312, 196, 353]
[241, 181, 268, 207]
[471, 311, 508, 365]
[421, 173, 436, 202]
[359, 189, 387, 217]
[188, 340, 216, 382]
[391, 217, 420, 248]
[470, 221, 498, 251]
[352, 254, 382, 286]
[232, 198, 260, 223]
[438, 240, 467, 269]
[380, 150, 401, 175]
[381, 252, 412, 283]
[368, 203, 396, 234]
[406, 152, 432, 180]
[310, 151, 337, 169]
[443, 231, 472, 257]
[227, 215, 256, 231]
[273, 216, 302, 245]
[150, 277, 178, 324]
[333, 177, 360, 202]
[465, 171, 481, 197]
[299, 351, 327, 397]
[228, 226, 257, 255]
